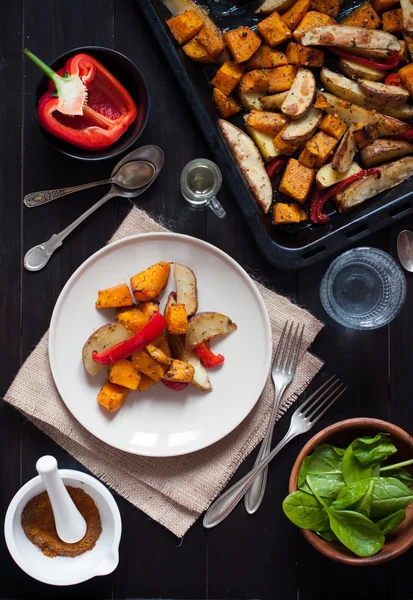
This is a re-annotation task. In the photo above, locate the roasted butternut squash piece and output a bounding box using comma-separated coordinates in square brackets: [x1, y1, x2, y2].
[398, 39, 409, 64]
[372, 0, 398, 12]
[285, 42, 324, 67]
[342, 2, 381, 28]
[244, 110, 288, 136]
[165, 303, 189, 335]
[213, 88, 242, 118]
[154, 332, 171, 359]
[164, 359, 195, 383]
[211, 61, 244, 95]
[398, 63, 413, 98]
[273, 131, 301, 156]
[319, 113, 347, 140]
[95, 283, 134, 309]
[273, 202, 308, 224]
[281, 0, 311, 30]
[146, 343, 172, 366]
[182, 38, 216, 63]
[224, 27, 262, 63]
[97, 381, 129, 413]
[138, 301, 160, 317]
[352, 122, 380, 148]
[299, 131, 338, 168]
[196, 27, 226, 57]
[166, 10, 204, 45]
[239, 70, 269, 93]
[266, 65, 297, 93]
[131, 350, 166, 382]
[258, 11, 292, 47]
[293, 11, 336, 43]
[116, 307, 149, 333]
[138, 373, 157, 392]
[279, 158, 315, 203]
[382, 8, 403, 32]
[109, 359, 141, 391]
[310, 0, 343, 17]
[130, 262, 170, 302]
[245, 46, 287, 69]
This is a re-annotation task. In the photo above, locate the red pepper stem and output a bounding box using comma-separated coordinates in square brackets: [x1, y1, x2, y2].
[92, 312, 167, 365]
[24, 49, 59, 82]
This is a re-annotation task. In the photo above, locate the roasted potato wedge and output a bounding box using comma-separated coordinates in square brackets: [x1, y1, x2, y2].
[338, 57, 384, 82]
[218, 119, 273, 213]
[255, 0, 295, 14]
[245, 125, 281, 163]
[280, 106, 322, 144]
[174, 263, 198, 316]
[186, 312, 237, 349]
[331, 125, 357, 173]
[163, 359, 195, 383]
[130, 262, 170, 302]
[259, 91, 288, 110]
[360, 138, 413, 168]
[334, 157, 413, 212]
[401, 0, 413, 32]
[169, 334, 212, 391]
[281, 67, 315, 120]
[316, 162, 362, 188]
[301, 24, 400, 53]
[357, 79, 409, 106]
[82, 323, 132, 377]
[238, 89, 264, 111]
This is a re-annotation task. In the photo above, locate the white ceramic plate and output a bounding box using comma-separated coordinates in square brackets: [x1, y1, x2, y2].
[49, 233, 271, 457]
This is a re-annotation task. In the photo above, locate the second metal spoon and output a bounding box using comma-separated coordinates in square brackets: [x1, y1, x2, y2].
[397, 229, 413, 272]
[24, 160, 155, 208]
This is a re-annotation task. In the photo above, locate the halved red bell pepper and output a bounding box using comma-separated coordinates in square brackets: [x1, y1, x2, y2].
[385, 73, 403, 87]
[266, 157, 286, 181]
[92, 312, 167, 365]
[24, 49, 137, 151]
[194, 342, 225, 368]
[329, 48, 399, 71]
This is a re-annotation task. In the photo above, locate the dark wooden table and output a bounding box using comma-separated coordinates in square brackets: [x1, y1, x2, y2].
[2, 1, 413, 598]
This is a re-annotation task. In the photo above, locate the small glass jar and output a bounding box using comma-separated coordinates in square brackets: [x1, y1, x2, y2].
[180, 158, 225, 218]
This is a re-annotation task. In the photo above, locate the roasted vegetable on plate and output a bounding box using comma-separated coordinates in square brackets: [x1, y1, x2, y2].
[162, 0, 413, 227]
[82, 261, 237, 413]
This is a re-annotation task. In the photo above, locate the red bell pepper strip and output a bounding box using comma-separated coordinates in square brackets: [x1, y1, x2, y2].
[310, 169, 381, 224]
[194, 342, 225, 368]
[24, 49, 137, 151]
[92, 312, 167, 365]
[384, 73, 403, 87]
[161, 381, 189, 391]
[399, 129, 413, 141]
[266, 157, 286, 181]
[329, 48, 399, 71]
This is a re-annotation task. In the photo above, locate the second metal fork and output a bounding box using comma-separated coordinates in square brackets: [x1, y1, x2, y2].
[244, 321, 304, 515]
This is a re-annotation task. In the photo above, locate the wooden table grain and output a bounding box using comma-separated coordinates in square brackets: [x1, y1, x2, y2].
[1, 1, 413, 598]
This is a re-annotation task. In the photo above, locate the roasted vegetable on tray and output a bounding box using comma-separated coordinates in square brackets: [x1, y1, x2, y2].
[162, 0, 413, 227]
[82, 262, 237, 413]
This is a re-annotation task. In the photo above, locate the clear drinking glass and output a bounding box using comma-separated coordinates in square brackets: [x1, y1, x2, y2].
[180, 159, 226, 218]
[320, 247, 406, 330]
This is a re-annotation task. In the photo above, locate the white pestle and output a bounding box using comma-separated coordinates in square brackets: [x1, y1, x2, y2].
[36, 455, 87, 544]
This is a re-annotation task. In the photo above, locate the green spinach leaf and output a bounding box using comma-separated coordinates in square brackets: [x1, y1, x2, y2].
[307, 476, 385, 557]
[352, 433, 397, 466]
[371, 477, 413, 519]
[298, 444, 345, 498]
[342, 443, 372, 485]
[375, 509, 406, 535]
[331, 480, 371, 511]
[383, 468, 413, 487]
[316, 530, 338, 542]
[282, 491, 329, 531]
[354, 479, 374, 518]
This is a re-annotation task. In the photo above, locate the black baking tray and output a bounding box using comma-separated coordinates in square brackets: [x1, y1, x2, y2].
[136, 0, 413, 269]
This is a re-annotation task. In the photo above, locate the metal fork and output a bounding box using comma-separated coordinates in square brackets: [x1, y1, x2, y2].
[244, 321, 304, 515]
[203, 376, 346, 529]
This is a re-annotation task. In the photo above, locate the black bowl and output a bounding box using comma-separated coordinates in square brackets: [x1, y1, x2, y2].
[34, 46, 150, 161]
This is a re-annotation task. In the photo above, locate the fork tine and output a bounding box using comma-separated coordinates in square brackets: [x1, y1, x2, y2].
[308, 386, 347, 425]
[279, 321, 294, 371]
[273, 321, 289, 370]
[295, 375, 337, 415]
[287, 324, 304, 375]
[285, 323, 299, 373]
[305, 382, 345, 421]
[275, 321, 292, 370]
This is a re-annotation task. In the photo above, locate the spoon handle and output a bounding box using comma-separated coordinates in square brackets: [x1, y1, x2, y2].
[24, 179, 112, 208]
[24, 189, 118, 271]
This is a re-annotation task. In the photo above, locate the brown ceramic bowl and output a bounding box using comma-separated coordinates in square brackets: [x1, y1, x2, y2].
[289, 418, 413, 566]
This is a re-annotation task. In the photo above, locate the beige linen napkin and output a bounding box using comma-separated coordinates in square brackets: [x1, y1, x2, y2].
[5, 207, 324, 537]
